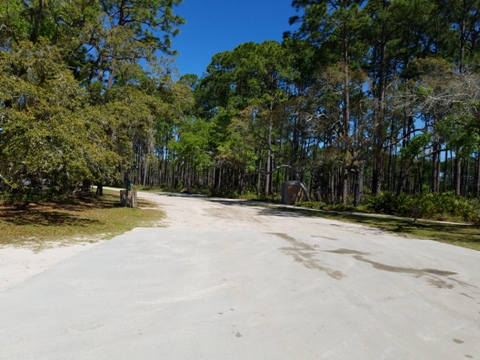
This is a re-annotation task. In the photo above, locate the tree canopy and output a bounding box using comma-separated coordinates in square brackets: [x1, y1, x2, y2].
[0, 0, 188, 194]
[1, 0, 480, 208]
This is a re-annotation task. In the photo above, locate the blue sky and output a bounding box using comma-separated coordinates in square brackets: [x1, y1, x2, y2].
[171, 0, 297, 77]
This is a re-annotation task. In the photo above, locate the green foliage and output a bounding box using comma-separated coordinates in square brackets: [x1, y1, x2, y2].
[438, 111, 480, 156]
[295, 201, 357, 212]
[297, 192, 479, 223]
[168, 116, 214, 171]
[365, 192, 479, 222]
[195, 41, 297, 194]
[198, 41, 294, 112]
[0, 0, 30, 47]
[0, 39, 119, 192]
[295, 201, 327, 210]
[208, 188, 241, 199]
[399, 133, 431, 159]
[0, 0, 189, 196]
[366, 192, 414, 216]
[3, 0, 480, 209]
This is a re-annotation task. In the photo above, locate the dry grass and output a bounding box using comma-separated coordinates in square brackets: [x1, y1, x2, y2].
[0, 191, 164, 249]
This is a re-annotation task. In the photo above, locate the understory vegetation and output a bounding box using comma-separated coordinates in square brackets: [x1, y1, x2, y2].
[2, 1, 480, 226]
[297, 191, 480, 223]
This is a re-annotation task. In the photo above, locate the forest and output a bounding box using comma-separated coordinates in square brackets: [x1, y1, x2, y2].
[1, 0, 480, 219]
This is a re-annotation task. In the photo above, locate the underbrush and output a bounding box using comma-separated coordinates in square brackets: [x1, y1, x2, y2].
[213, 190, 281, 203]
[366, 192, 479, 222]
[296, 192, 480, 223]
[295, 201, 358, 212]
[137, 184, 210, 195]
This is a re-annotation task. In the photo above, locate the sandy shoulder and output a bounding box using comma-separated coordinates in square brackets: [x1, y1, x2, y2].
[0, 189, 161, 294]
[0, 242, 98, 293]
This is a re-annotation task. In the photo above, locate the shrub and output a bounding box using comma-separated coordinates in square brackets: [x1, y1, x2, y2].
[295, 201, 326, 210]
[365, 192, 480, 222]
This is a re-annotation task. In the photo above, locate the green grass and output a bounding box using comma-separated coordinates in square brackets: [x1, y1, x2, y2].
[0, 190, 164, 249]
[275, 207, 480, 251]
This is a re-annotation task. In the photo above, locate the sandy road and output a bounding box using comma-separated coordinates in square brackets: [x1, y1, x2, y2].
[1, 190, 480, 359]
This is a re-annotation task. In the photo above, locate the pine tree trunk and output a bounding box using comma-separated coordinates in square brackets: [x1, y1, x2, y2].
[463, 157, 469, 197]
[354, 161, 364, 207]
[342, 166, 349, 205]
[257, 154, 262, 195]
[372, 1, 389, 196]
[476, 152, 480, 197]
[432, 143, 440, 192]
[455, 152, 461, 196]
[443, 150, 449, 192]
[342, 49, 350, 205]
[265, 117, 273, 195]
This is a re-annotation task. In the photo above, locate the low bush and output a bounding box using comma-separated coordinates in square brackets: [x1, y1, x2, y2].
[294, 201, 326, 210]
[295, 201, 358, 212]
[365, 192, 479, 222]
[295, 192, 480, 223]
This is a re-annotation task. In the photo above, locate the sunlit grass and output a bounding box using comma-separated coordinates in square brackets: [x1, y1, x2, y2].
[0, 190, 164, 249]
[274, 207, 480, 251]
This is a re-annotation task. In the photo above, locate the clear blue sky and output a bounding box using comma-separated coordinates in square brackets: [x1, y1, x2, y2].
[171, 0, 297, 77]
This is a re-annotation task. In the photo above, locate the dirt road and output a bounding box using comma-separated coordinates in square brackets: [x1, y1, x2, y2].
[1, 191, 479, 359]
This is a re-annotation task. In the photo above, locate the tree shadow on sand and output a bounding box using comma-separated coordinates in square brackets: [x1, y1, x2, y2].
[0, 208, 100, 227]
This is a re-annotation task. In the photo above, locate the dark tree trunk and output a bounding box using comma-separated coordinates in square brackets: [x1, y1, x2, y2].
[476, 151, 480, 197]
[454, 152, 461, 196]
[354, 161, 364, 207]
[432, 143, 440, 192]
[265, 117, 273, 195]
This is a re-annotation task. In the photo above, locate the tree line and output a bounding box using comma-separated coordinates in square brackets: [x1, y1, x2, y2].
[1, 0, 480, 207]
[0, 0, 189, 195]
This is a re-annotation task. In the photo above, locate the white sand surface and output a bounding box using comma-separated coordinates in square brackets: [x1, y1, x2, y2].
[0, 242, 98, 293]
[1, 190, 480, 359]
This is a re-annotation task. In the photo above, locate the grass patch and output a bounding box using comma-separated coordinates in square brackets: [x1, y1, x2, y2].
[0, 190, 164, 249]
[276, 207, 480, 251]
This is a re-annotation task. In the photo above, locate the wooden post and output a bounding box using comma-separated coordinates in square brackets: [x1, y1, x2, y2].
[120, 190, 138, 207]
